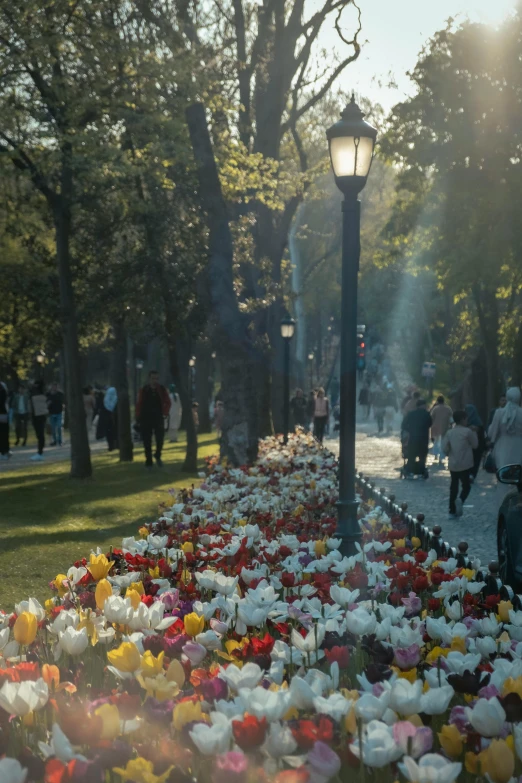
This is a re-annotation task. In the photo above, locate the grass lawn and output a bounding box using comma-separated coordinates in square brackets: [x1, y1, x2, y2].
[0, 433, 218, 610]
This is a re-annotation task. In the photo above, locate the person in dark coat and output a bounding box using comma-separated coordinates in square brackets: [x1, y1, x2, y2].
[0, 381, 9, 459]
[290, 389, 307, 430]
[465, 403, 486, 483]
[402, 399, 432, 478]
[136, 370, 171, 468]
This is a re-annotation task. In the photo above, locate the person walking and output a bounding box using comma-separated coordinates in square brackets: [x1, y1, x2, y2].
[13, 384, 30, 446]
[488, 393, 507, 429]
[358, 381, 371, 420]
[0, 381, 9, 460]
[488, 387, 522, 503]
[430, 395, 453, 466]
[30, 381, 48, 461]
[83, 386, 95, 432]
[168, 384, 182, 442]
[136, 370, 170, 468]
[213, 400, 224, 438]
[384, 382, 398, 434]
[306, 390, 316, 431]
[313, 387, 329, 443]
[372, 383, 387, 435]
[402, 399, 432, 478]
[103, 386, 118, 452]
[443, 410, 478, 518]
[465, 404, 486, 483]
[402, 389, 420, 416]
[47, 382, 64, 446]
[290, 388, 307, 430]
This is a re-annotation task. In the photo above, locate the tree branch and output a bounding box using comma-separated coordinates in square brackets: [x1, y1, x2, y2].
[0, 130, 55, 203]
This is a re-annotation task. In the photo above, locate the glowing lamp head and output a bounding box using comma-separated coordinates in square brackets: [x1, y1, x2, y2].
[280, 315, 296, 340]
[326, 95, 377, 196]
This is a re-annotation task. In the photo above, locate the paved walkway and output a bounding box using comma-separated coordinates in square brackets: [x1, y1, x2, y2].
[0, 431, 108, 472]
[326, 414, 498, 567]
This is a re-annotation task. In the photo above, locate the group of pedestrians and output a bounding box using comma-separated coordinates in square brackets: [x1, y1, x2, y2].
[0, 380, 64, 461]
[398, 384, 522, 520]
[290, 387, 331, 444]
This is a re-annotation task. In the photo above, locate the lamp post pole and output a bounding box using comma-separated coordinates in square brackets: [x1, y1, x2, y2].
[337, 193, 361, 555]
[326, 95, 377, 557]
[283, 337, 291, 444]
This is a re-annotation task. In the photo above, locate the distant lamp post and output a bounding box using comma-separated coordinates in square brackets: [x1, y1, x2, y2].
[36, 351, 46, 381]
[135, 359, 144, 403]
[326, 94, 377, 556]
[308, 352, 315, 390]
[188, 356, 196, 401]
[280, 315, 296, 444]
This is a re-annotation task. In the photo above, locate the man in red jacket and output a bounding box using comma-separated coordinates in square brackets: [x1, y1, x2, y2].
[136, 370, 171, 468]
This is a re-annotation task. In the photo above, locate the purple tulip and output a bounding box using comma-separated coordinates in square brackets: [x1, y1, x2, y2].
[449, 705, 472, 733]
[401, 592, 422, 617]
[307, 741, 341, 780]
[182, 641, 207, 665]
[392, 721, 433, 758]
[478, 684, 500, 700]
[199, 677, 228, 702]
[212, 751, 248, 783]
[160, 589, 180, 611]
[162, 633, 190, 656]
[394, 644, 421, 670]
[143, 698, 176, 725]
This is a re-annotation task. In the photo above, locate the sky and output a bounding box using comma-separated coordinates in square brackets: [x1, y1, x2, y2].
[318, 0, 519, 110]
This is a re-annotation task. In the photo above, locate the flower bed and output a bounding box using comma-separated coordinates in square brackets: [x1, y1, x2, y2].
[0, 430, 521, 783]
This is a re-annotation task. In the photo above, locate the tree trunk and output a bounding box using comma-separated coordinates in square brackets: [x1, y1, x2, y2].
[186, 102, 260, 464]
[195, 340, 212, 433]
[166, 333, 198, 472]
[111, 319, 133, 462]
[53, 187, 92, 479]
[511, 320, 522, 388]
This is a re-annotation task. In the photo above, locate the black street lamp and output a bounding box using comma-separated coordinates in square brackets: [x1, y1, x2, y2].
[280, 315, 296, 444]
[135, 359, 144, 403]
[188, 356, 196, 401]
[36, 351, 46, 382]
[308, 352, 315, 390]
[326, 94, 377, 556]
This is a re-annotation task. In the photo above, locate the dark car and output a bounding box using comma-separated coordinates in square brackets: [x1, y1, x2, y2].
[497, 464, 522, 588]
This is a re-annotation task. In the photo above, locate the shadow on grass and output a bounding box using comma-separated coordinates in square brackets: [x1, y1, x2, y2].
[0, 517, 148, 553]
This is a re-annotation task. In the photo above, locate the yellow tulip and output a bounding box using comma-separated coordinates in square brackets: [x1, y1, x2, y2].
[138, 527, 149, 539]
[426, 646, 449, 664]
[438, 724, 463, 759]
[480, 739, 515, 783]
[393, 666, 418, 683]
[44, 599, 56, 614]
[465, 752, 481, 775]
[95, 703, 121, 740]
[180, 569, 192, 585]
[42, 664, 60, 690]
[182, 541, 194, 554]
[148, 566, 160, 579]
[314, 540, 326, 557]
[344, 705, 357, 734]
[394, 538, 406, 548]
[52, 574, 69, 598]
[411, 536, 421, 549]
[113, 758, 173, 783]
[140, 651, 164, 679]
[450, 636, 467, 654]
[461, 568, 475, 580]
[87, 553, 113, 581]
[166, 659, 185, 687]
[126, 589, 142, 610]
[95, 579, 113, 610]
[502, 676, 522, 698]
[237, 518, 247, 527]
[13, 611, 37, 645]
[183, 612, 204, 637]
[137, 673, 180, 702]
[172, 700, 204, 731]
[499, 600, 513, 623]
[107, 642, 141, 673]
[128, 581, 144, 596]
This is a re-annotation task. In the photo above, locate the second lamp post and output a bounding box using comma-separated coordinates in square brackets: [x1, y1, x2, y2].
[326, 95, 377, 556]
[280, 315, 296, 444]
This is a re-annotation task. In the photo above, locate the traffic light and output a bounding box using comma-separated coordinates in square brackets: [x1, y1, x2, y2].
[357, 333, 366, 370]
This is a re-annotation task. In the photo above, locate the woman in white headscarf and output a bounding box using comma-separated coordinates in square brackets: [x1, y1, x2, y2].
[488, 387, 522, 502]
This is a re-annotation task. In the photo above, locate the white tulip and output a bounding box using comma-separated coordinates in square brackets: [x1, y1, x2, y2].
[313, 692, 352, 722]
[239, 686, 291, 721]
[220, 662, 263, 691]
[0, 678, 48, 716]
[355, 692, 391, 722]
[329, 584, 360, 608]
[290, 624, 326, 653]
[0, 758, 27, 783]
[103, 596, 133, 625]
[399, 754, 462, 783]
[189, 714, 231, 755]
[66, 567, 88, 586]
[38, 723, 86, 763]
[466, 697, 506, 737]
[389, 680, 423, 716]
[345, 607, 377, 637]
[214, 696, 247, 719]
[195, 630, 222, 651]
[351, 720, 403, 768]
[445, 652, 481, 676]
[0, 627, 10, 650]
[48, 609, 79, 636]
[57, 627, 89, 657]
[420, 685, 454, 715]
[262, 722, 298, 758]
